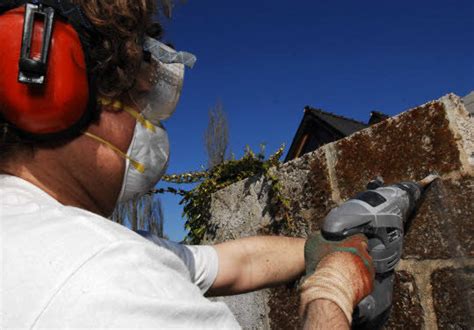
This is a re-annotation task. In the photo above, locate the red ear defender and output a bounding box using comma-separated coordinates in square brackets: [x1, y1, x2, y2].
[0, 1, 97, 139]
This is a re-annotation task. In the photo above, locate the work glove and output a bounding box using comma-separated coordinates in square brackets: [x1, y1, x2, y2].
[299, 232, 375, 324]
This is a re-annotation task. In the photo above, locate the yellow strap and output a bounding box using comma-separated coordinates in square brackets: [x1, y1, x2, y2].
[98, 97, 112, 106]
[123, 106, 157, 133]
[83, 132, 146, 174]
[112, 100, 123, 110]
[98, 96, 157, 133]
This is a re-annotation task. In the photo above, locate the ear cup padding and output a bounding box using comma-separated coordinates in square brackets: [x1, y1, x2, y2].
[0, 8, 89, 135]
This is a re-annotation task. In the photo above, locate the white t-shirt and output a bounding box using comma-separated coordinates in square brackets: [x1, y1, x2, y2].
[0, 175, 240, 329]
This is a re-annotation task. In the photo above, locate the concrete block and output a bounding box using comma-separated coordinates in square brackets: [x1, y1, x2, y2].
[384, 271, 424, 329]
[330, 94, 473, 200]
[403, 178, 474, 259]
[207, 175, 274, 242]
[207, 149, 337, 242]
[431, 267, 474, 329]
[268, 285, 300, 330]
[274, 148, 337, 234]
[212, 291, 271, 329]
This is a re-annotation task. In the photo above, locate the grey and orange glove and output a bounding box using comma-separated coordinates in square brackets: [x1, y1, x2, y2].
[299, 232, 375, 324]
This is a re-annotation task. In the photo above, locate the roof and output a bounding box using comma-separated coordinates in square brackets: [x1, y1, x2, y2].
[369, 111, 390, 125]
[463, 91, 474, 114]
[284, 107, 369, 162]
[304, 106, 368, 136]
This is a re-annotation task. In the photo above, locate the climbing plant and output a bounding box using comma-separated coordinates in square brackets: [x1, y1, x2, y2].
[152, 145, 292, 244]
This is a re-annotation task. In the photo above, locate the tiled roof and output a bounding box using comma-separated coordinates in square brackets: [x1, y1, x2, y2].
[304, 106, 368, 136]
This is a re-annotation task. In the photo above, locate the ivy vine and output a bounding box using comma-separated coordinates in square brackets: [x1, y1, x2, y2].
[151, 145, 292, 244]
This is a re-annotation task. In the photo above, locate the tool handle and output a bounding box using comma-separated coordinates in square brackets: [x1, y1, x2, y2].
[353, 272, 394, 329]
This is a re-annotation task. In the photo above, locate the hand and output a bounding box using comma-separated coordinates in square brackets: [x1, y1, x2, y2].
[300, 232, 374, 324]
[304, 232, 374, 279]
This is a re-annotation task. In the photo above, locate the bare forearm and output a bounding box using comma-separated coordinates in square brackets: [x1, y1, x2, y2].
[207, 236, 305, 296]
[303, 300, 349, 330]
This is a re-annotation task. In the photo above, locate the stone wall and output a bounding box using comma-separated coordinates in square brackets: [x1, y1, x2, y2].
[206, 94, 473, 329]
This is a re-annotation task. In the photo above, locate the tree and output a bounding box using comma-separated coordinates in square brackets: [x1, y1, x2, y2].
[204, 100, 230, 169]
[110, 193, 165, 238]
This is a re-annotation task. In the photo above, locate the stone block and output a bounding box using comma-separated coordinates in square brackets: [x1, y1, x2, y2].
[331, 94, 472, 200]
[208, 148, 337, 242]
[464, 91, 474, 114]
[262, 151, 338, 328]
[431, 267, 474, 329]
[206, 175, 274, 243]
[271, 149, 337, 235]
[268, 285, 301, 330]
[256, 150, 338, 327]
[403, 178, 474, 259]
[212, 291, 271, 329]
[384, 271, 424, 329]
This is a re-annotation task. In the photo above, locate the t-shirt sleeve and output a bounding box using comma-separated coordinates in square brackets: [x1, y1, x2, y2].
[33, 240, 238, 329]
[140, 233, 219, 294]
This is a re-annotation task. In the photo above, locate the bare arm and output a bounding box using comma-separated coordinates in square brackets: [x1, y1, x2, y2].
[206, 236, 305, 297]
[303, 300, 349, 330]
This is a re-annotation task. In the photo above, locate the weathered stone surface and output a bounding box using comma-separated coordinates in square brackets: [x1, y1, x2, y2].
[268, 285, 301, 330]
[305, 149, 338, 231]
[431, 267, 474, 329]
[464, 91, 474, 115]
[212, 291, 271, 329]
[403, 178, 474, 259]
[206, 175, 273, 243]
[207, 147, 336, 327]
[384, 271, 424, 329]
[207, 94, 474, 329]
[332, 95, 471, 200]
[263, 151, 337, 328]
[450, 94, 474, 170]
[266, 149, 337, 236]
[207, 148, 337, 242]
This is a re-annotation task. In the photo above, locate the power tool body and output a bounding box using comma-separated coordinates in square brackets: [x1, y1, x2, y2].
[321, 175, 436, 328]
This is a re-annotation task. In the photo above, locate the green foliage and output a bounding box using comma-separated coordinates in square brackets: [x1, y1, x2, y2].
[157, 145, 292, 244]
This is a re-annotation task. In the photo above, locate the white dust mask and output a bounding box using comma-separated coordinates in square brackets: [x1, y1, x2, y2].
[84, 100, 170, 204]
[117, 116, 169, 203]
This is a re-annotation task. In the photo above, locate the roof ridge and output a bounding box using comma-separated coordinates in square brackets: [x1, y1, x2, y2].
[304, 106, 367, 126]
[370, 110, 390, 117]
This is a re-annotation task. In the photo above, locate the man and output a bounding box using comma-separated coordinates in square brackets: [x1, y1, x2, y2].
[0, 1, 373, 328]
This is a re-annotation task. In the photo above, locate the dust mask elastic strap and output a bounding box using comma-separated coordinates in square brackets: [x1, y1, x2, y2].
[82, 98, 159, 174]
[83, 131, 145, 173]
[98, 97, 156, 133]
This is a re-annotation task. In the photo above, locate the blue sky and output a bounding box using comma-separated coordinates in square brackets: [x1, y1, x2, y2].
[157, 0, 473, 241]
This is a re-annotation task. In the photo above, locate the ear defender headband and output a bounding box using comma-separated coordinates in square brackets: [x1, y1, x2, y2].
[0, 0, 97, 139]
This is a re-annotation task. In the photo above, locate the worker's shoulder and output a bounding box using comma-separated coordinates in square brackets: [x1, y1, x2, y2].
[1, 176, 167, 329]
[63, 203, 144, 243]
[1, 174, 145, 246]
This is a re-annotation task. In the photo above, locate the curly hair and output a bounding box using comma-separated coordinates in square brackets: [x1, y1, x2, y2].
[73, 0, 161, 97]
